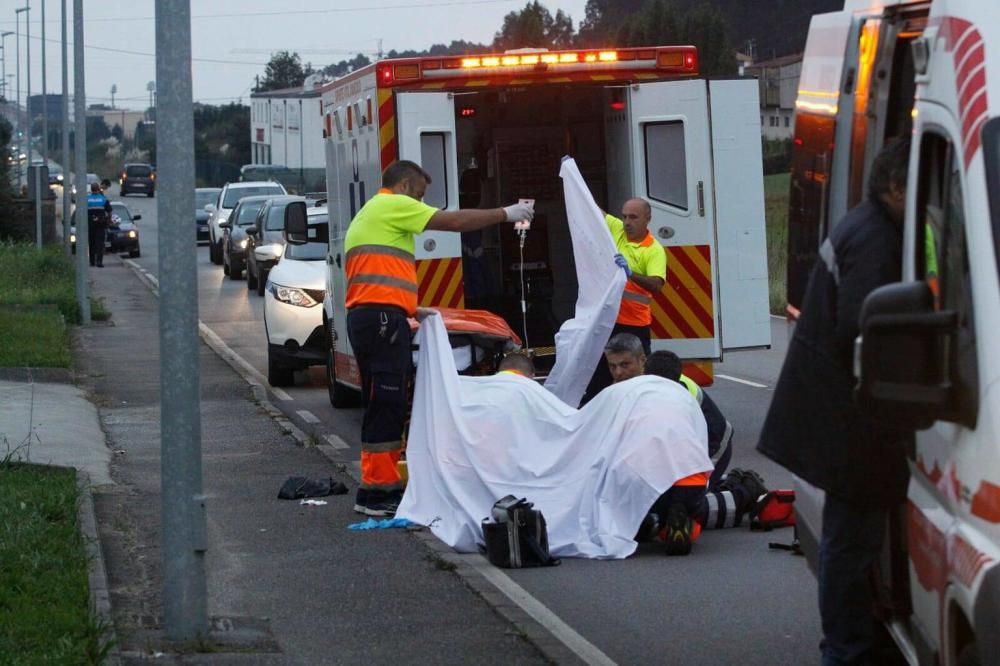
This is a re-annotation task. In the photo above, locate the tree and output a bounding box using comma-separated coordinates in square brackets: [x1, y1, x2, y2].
[322, 53, 372, 79]
[111, 124, 124, 142]
[577, 0, 645, 46]
[258, 51, 307, 92]
[493, 1, 576, 51]
[680, 4, 736, 76]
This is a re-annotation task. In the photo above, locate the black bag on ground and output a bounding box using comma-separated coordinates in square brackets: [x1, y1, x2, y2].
[277, 476, 348, 499]
[481, 496, 560, 568]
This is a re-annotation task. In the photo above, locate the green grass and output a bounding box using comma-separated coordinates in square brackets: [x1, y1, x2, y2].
[0, 455, 114, 663]
[0, 308, 71, 368]
[0, 242, 110, 324]
[764, 173, 790, 315]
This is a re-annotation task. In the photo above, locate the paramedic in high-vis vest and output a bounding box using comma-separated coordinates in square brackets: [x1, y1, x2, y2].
[345, 159, 534, 517]
[581, 197, 666, 404]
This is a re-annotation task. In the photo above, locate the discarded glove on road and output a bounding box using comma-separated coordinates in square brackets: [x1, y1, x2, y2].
[347, 518, 416, 530]
[277, 476, 349, 500]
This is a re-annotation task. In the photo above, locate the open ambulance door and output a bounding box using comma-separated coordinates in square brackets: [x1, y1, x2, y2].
[629, 79, 721, 360]
[708, 79, 771, 351]
[395, 92, 463, 308]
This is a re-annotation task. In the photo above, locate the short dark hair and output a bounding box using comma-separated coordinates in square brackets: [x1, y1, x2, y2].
[604, 333, 644, 356]
[383, 160, 432, 188]
[644, 350, 683, 382]
[498, 353, 535, 377]
[867, 137, 911, 202]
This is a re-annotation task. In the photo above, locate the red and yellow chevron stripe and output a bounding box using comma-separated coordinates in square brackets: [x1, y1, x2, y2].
[377, 89, 398, 171]
[651, 244, 714, 340]
[417, 257, 465, 309]
[681, 361, 714, 387]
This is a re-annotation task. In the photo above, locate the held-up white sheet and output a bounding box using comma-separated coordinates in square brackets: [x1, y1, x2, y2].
[543, 157, 626, 408]
[396, 314, 712, 559]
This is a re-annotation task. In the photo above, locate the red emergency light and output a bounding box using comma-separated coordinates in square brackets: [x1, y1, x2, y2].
[372, 45, 699, 88]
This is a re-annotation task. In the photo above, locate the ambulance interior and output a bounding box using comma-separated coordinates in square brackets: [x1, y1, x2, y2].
[436, 84, 639, 363]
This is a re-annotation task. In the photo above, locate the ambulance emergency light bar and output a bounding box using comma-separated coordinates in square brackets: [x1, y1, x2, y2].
[375, 46, 698, 86]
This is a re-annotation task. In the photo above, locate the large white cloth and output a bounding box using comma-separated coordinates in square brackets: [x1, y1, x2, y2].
[542, 158, 626, 408]
[396, 315, 712, 559]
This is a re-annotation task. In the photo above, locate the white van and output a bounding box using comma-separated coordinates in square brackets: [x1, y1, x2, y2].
[790, 1, 999, 663]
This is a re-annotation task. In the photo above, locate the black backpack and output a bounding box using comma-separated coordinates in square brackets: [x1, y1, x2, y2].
[481, 496, 560, 568]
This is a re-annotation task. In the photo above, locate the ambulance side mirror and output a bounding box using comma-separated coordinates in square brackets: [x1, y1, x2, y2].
[854, 281, 960, 430]
[284, 201, 309, 245]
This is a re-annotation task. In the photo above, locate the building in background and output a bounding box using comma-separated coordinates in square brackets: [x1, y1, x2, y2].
[744, 53, 803, 140]
[249, 74, 331, 193]
[86, 107, 145, 140]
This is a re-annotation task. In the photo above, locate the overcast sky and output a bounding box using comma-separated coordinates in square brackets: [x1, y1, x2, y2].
[1, 0, 590, 108]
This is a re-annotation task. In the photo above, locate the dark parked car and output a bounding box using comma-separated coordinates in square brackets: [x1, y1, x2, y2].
[107, 202, 141, 257]
[69, 201, 141, 258]
[246, 195, 306, 296]
[220, 195, 270, 281]
[195, 187, 221, 244]
[119, 163, 155, 197]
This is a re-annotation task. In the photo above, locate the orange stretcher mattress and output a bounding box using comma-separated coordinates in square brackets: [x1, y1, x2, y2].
[408, 307, 522, 348]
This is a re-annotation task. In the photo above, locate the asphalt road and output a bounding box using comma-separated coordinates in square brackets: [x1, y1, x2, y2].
[114, 184, 824, 665]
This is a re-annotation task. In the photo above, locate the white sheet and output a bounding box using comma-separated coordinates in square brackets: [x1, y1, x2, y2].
[542, 158, 626, 408]
[396, 315, 712, 559]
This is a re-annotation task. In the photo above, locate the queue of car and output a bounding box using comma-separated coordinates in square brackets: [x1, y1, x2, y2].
[200, 180, 328, 386]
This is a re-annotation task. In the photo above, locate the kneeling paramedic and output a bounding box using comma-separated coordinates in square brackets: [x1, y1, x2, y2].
[602, 334, 767, 554]
[346, 159, 534, 517]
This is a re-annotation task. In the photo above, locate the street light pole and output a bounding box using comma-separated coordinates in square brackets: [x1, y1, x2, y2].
[41, 0, 47, 165]
[73, 0, 89, 322]
[0, 32, 13, 101]
[155, 0, 208, 642]
[60, 0, 70, 254]
[25, 1, 32, 173]
[15, 7, 26, 192]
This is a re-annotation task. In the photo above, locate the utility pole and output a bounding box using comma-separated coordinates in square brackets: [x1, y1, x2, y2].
[41, 0, 47, 165]
[73, 0, 89, 322]
[15, 7, 26, 192]
[60, 0, 70, 254]
[155, 0, 208, 642]
[110, 83, 116, 109]
[0, 32, 12, 102]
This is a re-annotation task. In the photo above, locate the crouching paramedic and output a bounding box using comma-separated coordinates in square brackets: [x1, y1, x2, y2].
[602, 334, 767, 554]
[346, 159, 534, 517]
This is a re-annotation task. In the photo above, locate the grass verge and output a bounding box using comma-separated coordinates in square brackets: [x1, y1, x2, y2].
[0, 242, 110, 324]
[0, 450, 113, 663]
[764, 173, 790, 315]
[0, 308, 71, 367]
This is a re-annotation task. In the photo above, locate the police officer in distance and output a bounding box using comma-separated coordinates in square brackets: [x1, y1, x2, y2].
[87, 181, 113, 267]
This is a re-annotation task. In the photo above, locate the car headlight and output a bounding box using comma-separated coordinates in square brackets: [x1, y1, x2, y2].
[268, 283, 318, 307]
[239, 239, 248, 249]
[128, 230, 137, 238]
[70, 234, 76, 243]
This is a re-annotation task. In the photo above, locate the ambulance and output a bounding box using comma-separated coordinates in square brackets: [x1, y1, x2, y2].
[789, 1, 1000, 663]
[317, 44, 771, 405]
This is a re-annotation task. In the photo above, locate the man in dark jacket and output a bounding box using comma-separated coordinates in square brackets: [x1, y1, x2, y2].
[757, 138, 912, 665]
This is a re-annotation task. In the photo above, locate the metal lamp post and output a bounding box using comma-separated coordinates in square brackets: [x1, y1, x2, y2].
[60, 0, 70, 253]
[0, 32, 13, 101]
[15, 7, 27, 191]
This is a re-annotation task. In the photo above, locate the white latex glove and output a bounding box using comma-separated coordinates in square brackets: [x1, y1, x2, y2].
[503, 202, 534, 224]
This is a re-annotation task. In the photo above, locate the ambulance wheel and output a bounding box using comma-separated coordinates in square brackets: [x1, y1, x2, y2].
[327, 341, 357, 408]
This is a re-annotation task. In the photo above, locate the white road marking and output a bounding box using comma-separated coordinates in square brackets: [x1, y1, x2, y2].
[124, 259, 295, 401]
[296, 409, 320, 424]
[324, 434, 350, 450]
[716, 373, 768, 389]
[466, 556, 617, 666]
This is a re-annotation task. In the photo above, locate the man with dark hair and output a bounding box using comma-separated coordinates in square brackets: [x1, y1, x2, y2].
[497, 353, 535, 379]
[345, 159, 534, 517]
[581, 197, 667, 404]
[757, 138, 913, 664]
[602, 332, 647, 384]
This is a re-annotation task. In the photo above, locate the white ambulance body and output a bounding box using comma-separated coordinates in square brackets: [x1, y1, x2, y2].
[790, 1, 1000, 663]
[318, 45, 771, 404]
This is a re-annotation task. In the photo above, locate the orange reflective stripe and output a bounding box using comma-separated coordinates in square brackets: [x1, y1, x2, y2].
[617, 281, 654, 326]
[361, 449, 403, 490]
[674, 471, 710, 487]
[345, 244, 419, 314]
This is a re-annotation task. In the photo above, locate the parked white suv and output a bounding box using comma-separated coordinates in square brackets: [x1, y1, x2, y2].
[262, 205, 329, 386]
[206, 180, 286, 265]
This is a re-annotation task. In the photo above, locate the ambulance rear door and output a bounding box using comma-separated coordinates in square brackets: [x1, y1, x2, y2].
[629, 79, 720, 360]
[395, 92, 462, 304]
[708, 79, 771, 351]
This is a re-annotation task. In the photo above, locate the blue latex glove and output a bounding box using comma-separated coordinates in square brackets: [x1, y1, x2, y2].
[614, 253, 632, 278]
[347, 517, 416, 530]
